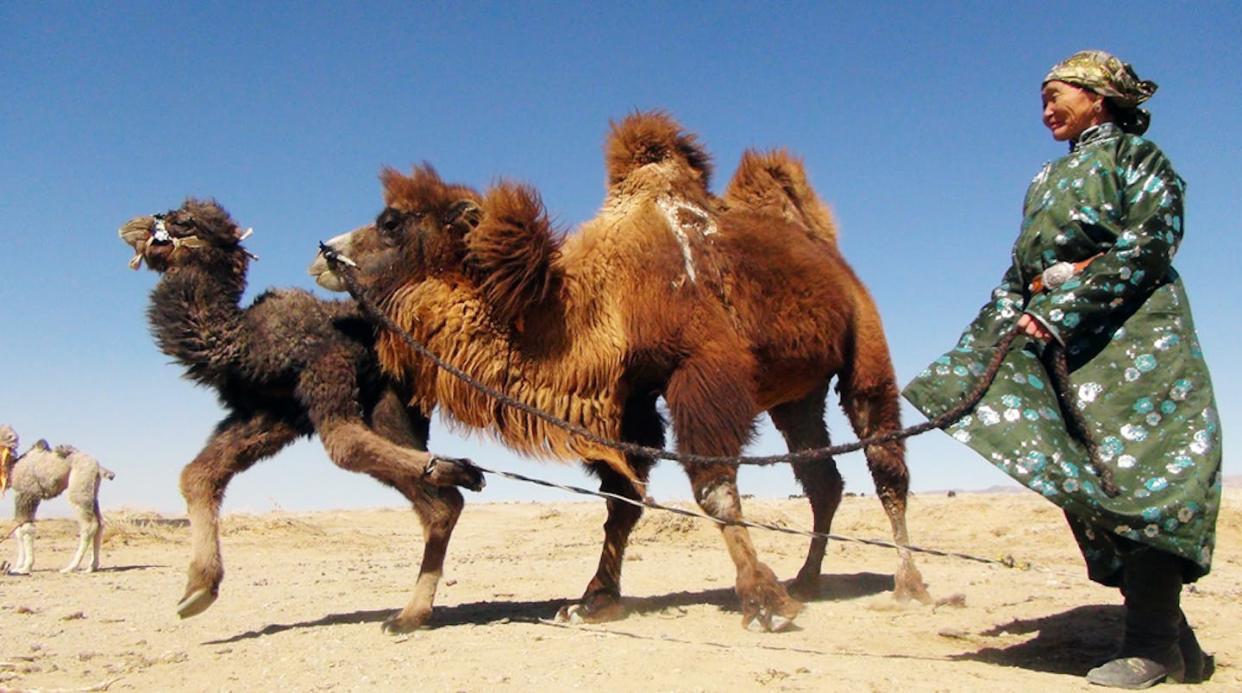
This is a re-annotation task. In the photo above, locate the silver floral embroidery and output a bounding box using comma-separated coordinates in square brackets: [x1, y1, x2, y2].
[1078, 382, 1103, 402]
[977, 406, 1000, 426]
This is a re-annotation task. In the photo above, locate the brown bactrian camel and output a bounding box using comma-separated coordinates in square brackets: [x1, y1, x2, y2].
[118, 201, 483, 633]
[312, 111, 931, 631]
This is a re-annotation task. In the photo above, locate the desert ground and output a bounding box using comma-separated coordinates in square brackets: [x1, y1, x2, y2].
[2, 488, 1238, 692]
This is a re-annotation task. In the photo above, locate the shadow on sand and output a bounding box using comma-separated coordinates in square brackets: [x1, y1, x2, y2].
[204, 571, 894, 645]
[950, 604, 1121, 676]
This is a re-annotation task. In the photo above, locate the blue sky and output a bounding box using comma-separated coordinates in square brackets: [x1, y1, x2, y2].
[2, 2, 1238, 515]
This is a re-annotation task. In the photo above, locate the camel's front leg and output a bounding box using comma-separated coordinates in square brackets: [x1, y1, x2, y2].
[367, 389, 467, 635]
[301, 355, 484, 492]
[382, 485, 464, 634]
[10, 522, 35, 574]
[177, 412, 299, 618]
[556, 456, 655, 625]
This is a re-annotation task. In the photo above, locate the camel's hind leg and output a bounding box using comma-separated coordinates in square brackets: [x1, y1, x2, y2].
[839, 378, 931, 604]
[768, 383, 844, 601]
[178, 412, 300, 618]
[667, 351, 801, 632]
[368, 389, 465, 635]
[62, 471, 105, 573]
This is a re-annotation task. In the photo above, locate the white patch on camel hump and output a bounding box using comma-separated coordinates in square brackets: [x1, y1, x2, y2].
[655, 196, 716, 285]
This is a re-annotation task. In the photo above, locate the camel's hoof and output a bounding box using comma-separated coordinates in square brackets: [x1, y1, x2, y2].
[745, 610, 798, 633]
[787, 576, 821, 603]
[425, 456, 486, 492]
[554, 599, 625, 625]
[177, 587, 218, 619]
[6, 568, 31, 576]
[382, 610, 430, 634]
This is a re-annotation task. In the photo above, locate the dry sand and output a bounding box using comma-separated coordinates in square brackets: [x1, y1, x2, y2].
[2, 489, 1238, 691]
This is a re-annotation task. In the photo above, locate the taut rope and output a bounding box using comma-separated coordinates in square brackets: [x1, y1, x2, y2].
[321, 247, 1117, 495]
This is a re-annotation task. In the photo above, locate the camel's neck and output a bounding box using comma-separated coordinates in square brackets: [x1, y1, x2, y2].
[147, 264, 247, 383]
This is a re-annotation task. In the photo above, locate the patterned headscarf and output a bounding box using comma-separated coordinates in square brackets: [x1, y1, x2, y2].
[1043, 50, 1158, 135]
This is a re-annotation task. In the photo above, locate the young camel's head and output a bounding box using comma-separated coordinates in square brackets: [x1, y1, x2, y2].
[119, 199, 257, 275]
[312, 165, 560, 329]
[0, 424, 17, 495]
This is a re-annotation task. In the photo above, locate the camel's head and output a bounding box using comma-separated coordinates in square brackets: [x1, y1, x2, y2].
[605, 110, 713, 192]
[312, 165, 482, 297]
[119, 199, 257, 274]
[0, 424, 16, 495]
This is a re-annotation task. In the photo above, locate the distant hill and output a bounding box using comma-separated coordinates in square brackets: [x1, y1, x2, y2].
[1225, 475, 1241, 489]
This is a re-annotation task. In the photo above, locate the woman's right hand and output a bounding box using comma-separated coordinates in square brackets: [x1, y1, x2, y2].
[1017, 313, 1055, 342]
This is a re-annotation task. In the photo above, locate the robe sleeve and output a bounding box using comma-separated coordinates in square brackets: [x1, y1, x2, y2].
[1025, 140, 1185, 345]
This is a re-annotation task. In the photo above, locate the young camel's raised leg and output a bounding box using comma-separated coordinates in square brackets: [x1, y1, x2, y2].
[667, 350, 801, 632]
[178, 411, 301, 618]
[768, 383, 845, 601]
[838, 355, 931, 604]
[558, 394, 662, 624]
[368, 387, 466, 634]
[301, 354, 483, 492]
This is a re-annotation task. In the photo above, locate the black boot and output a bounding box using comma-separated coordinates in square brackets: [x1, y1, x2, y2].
[1178, 612, 1214, 683]
[1086, 548, 1185, 689]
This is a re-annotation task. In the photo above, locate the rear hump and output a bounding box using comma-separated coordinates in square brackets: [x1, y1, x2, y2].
[724, 149, 838, 245]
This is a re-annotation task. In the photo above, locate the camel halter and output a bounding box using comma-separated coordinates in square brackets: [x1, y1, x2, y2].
[125, 217, 257, 270]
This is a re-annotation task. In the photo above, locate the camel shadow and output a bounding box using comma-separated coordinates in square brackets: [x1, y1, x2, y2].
[950, 604, 1121, 676]
[204, 571, 893, 645]
[97, 564, 167, 573]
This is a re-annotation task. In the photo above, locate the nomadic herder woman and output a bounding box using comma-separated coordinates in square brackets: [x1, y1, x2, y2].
[903, 51, 1221, 688]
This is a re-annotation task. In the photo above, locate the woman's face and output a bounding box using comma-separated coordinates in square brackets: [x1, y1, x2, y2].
[1041, 81, 1106, 141]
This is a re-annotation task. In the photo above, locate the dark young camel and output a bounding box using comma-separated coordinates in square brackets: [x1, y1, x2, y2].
[312, 112, 930, 631]
[119, 200, 482, 633]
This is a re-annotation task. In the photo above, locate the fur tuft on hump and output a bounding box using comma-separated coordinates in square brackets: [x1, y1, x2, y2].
[381, 164, 481, 218]
[723, 149, 838, 244]
[605, 110, 713, 189]
[466, 182, 562, 329]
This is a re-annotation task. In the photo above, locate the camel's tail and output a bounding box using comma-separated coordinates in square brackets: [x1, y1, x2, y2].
[604, 110, 713, 189]
[723, 149, 838, 245]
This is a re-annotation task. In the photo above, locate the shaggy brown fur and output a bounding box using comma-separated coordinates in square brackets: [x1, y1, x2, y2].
[314, 111, 929, 631]
[118, 200, 482, 633]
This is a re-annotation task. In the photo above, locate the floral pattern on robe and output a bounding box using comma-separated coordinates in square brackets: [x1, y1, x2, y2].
[903, 123, 1221, 583]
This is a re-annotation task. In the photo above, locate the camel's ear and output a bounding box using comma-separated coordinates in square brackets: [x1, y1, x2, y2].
[447, 200, 483, 233]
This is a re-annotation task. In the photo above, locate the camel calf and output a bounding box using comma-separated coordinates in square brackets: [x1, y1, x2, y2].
[2, 425, 115, 574]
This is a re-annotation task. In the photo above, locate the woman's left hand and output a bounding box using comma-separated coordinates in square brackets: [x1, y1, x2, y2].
[1017, 313, 1054, 342]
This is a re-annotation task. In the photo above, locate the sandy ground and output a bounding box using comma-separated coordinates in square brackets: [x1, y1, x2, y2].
[2, 489, 1238, 692]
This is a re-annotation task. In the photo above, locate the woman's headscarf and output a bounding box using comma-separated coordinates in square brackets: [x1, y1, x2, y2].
[1043, 50, 1158, 135]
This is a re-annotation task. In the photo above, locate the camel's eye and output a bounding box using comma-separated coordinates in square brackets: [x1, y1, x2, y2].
[377, 208, 404, 237]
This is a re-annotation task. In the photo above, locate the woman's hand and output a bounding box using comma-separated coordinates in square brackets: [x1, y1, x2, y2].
[1017, 313, 1055, 342]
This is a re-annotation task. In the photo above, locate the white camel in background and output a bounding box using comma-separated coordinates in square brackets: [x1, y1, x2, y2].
[1, 425, 115, 574]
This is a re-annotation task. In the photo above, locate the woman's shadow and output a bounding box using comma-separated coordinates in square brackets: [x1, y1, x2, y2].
[951, 604, 1122, 676]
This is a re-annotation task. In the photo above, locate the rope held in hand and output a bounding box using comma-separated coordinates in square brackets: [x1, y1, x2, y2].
[323, 246, 1118, 495]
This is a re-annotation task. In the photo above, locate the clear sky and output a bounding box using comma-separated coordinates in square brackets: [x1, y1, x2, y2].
[2, 2, 1238, 516]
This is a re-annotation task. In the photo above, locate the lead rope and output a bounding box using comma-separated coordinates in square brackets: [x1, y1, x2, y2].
[322, 247, 1117, 496]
